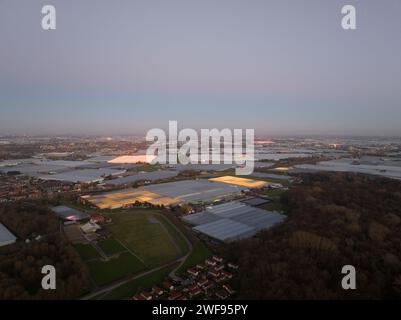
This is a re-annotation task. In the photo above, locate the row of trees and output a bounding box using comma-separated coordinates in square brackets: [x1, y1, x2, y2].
[0, 202, 90, 299]
[223, 172, 401, 299]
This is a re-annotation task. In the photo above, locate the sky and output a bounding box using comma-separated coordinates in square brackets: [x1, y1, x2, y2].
[0, 0, 401, 136]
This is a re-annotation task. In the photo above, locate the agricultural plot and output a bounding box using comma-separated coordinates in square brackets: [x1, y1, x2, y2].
[105, 210, 182, 267]
[98, 239, 126, 256]
[87, 252, 146, 286]
[74, 209, 188, 289]
[74, 243, 101, 261]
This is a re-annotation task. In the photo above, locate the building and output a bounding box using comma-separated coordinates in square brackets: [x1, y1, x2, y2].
[108, 155, 156, 164]
[140, 292, 152, 300]
[209, 176, 267, 188]
[40, 168, 125, 184]
[152, 286, 164, 296]
[82, 178, 248, 209]
[168, 292, 182, 300]
[183, 201, 286, 243]
[187, 268, 199, 277]
[51, 205, 90, 221]
[90, 214, 112, 224]
[80, 221, 101, 234]
[141, 179, 247, 204]
[104, 170, 178, 186]
[0, 223, 17, 247]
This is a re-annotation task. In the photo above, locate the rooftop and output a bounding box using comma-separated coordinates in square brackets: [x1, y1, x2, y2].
[51, 205, 90, 221]
[105, 170, 178, 186]
[82, 179, 248, 209]
[0, 223, 17, 246]
[183, 201, 286, 242]
[209, 176, 267, 188]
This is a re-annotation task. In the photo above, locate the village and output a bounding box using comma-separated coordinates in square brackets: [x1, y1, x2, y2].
[132, 255, 238, 301]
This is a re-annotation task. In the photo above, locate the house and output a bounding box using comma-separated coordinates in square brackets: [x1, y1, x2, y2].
[227, 262, 239, 270]
[213, 255, 223, 263]
[152, 286, 164, 296]
[215, 273, 227, 283]
[197, 278, 208, 287]
[223, 284, 235, 295]
[132, 294, 145, 300]
[196, 264, 204, 270]
[221, 270, 233, 279]
[163, 281, 174, 291]
[203, 282, 214, 291]
[140, 292, 152, 300]
[90, 214, 112, 224]
[208, 269, 220, 278]
[216, 290, 229, 300]
[205, 259, 216, 266]
[187, 268, 199, 277]
[188, 285, 202, 298]
[168, 291, 182, 300]
[215, 264, 225, 271]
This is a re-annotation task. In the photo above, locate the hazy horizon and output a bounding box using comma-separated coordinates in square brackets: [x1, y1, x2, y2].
[1, 0, 401, 136]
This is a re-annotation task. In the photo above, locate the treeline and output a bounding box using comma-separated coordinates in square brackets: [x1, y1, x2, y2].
[0, 202, 90, 299]
[223, 172, 401, 299]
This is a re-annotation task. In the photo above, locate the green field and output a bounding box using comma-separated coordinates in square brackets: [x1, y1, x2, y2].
[105, 211, 181, 267]
[157, 214, 190, 255]
[98, 239, 126, 256]
[74, 209, 190, 289]
[98, 263, 178, 300]
[87, 252, 146, 286]
[74, 243, 101, 261]
[177, 241, 212, 275]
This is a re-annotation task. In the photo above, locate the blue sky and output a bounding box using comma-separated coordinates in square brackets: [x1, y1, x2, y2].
[1, 0, 401, 136]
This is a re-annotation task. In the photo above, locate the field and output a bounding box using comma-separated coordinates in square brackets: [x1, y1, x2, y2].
[157, 214, 190, 255]
[87, 252, 146, 286]
[98, 239, 126, 256]
[104, 210, 183, 267]
[74, 208, 190, 290]
[177, 241, 212, 275]
[74, 243, 101, 261]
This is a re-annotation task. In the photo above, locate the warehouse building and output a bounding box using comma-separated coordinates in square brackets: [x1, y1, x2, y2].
[142, 179, 248, 204]
[105, 170, 178, 186]
[183, 202, 286, 243]
[82, 179, 248, 209]
[51, 205, 90, 221]
[81, 189, 181, 209]
[39, 168, 125, 183]
[0, 223, 17, 247]
[209, 176, 267, 188]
